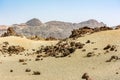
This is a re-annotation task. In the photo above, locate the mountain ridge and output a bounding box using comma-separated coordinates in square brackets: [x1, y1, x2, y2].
[0, 18, 107, 39]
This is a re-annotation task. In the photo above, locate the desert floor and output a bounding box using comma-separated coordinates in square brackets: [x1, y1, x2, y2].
[1, 30, 120, 80]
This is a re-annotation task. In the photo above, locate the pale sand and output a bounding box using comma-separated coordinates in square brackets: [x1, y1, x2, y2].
[0, 30, 120, 80]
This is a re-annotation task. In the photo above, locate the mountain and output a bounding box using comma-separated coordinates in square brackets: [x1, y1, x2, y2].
[76, 19, 106, 28]
[26, 18, 42, 26]
[1, 18, 106, 39]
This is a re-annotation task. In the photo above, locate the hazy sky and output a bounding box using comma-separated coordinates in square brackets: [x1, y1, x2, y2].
[0, 0, 120, 26]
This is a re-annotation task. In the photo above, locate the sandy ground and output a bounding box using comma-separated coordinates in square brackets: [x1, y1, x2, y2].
[1, 30, 120, 80]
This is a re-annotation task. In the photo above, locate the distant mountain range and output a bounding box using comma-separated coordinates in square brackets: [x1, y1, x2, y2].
[0, 18, 106, 38]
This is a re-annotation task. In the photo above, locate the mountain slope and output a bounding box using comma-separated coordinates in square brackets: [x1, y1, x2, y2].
[2, 19, 106, 39]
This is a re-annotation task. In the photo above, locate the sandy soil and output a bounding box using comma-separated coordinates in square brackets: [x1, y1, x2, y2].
[1, 30, 120, 80]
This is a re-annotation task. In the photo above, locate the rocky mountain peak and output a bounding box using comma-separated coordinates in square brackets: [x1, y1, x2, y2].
[26, 18, 42, 26]
[77, 19, 106, 28]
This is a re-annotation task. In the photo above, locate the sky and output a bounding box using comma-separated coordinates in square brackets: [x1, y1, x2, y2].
[0, 0, 120, 26]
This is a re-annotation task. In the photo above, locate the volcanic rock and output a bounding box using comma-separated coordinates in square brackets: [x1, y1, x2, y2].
[1, 27, 21, 37]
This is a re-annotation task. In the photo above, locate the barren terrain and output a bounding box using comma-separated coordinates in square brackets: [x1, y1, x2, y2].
[0, 29, 120, 80]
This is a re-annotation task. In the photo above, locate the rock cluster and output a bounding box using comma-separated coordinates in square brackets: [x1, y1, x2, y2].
[1, 27, 21, 37]
[0, 42, 25, 55]
[106, 55, 120, 62]
[70, 26, 113, 39]
[8, 45, 25, 54]
[36, 40, 84, 58]
[94, 26, 113, 32]
[69, 27, 94, 38]
[103, 44, 117, 52]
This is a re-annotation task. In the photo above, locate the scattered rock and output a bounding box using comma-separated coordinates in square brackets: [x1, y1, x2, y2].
[22, 62, 27, 65]
[32, 49, 35, 51]
[35, 58, 40, 61]
[106, 55, 120, 62]
[82, 49, 86, 52]
[86, 40, 90, 43]
[103, 44, 117, 52]
[110, 45, 116, 51]
[36, 55, 42, 58]
[41, 58, 43, 60]
[116, 72, 119, 74]
[104, 50, 109, 54]
[19, 59, 25, 62]
[32, 71, 41, 75]
[103, 44, 111, 50]
[10, 69, 13, 72]
[82, 73, 93, 80]
[25, 68, 31, 72]
[86, 52, 95, 57]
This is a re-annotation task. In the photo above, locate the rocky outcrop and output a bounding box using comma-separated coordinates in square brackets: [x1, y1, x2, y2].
[7, 45, 25, 54]
[69, 26, 113, 39]
[0, 42, 25, 54]
[1, 27, 21, 37]
[94, 26, 113, 32]
[69, 27, 94, 38]
[36, 40, 84, 58]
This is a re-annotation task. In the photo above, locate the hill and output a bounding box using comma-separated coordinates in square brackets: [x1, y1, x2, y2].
[12, 19, 106, 39]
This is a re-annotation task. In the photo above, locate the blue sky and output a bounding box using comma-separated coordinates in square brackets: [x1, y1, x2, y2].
[0, 0, 120, 26]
